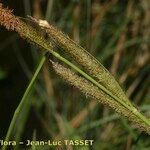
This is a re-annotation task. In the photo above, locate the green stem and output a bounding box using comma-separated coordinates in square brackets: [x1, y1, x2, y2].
[39, 46, 150, 128]
[2, 55, 46, 150]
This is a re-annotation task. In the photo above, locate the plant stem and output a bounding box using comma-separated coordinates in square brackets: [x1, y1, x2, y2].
[2, 55, 46, 150]
[44, 48, 150, 128]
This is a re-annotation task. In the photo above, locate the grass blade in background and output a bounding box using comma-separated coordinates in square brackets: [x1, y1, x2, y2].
[2, 55, 46, 150]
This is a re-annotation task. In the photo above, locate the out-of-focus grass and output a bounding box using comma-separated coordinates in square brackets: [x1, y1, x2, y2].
[0, 0, 149, 150]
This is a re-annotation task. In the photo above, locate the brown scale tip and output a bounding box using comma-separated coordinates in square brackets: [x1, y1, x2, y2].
[0, 3, 21, 30]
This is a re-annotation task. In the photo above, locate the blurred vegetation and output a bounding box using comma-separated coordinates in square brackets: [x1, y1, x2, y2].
[0, 0, 150, 150]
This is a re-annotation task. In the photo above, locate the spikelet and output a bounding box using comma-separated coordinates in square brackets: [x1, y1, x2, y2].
[17, 21, 53, 52]
[0, 3, 20, 30]
[0, 2, 53, 52]
[38, 21, 133, 107]
[51, 61, 150, 134]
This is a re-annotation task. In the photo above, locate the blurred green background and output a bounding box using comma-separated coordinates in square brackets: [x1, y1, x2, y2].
[0, 0, 150, 149]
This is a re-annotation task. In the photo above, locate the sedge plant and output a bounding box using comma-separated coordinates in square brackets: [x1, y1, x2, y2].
[0, 2, 150, 149]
